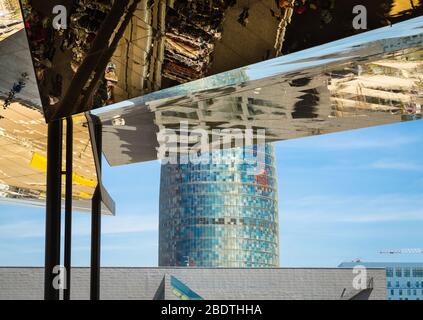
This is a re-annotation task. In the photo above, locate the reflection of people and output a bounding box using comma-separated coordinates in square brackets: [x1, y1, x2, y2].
[3, 72, 28, 109]
[12, 81, 24, 94]
[237, 7, 249, 27]
[277, 0, 294, 9]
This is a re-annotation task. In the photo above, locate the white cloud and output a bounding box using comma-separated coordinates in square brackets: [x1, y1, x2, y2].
[281, 194, 423, 223]
[0, 213, 158, 239]
[277, 132, 418, 151]
[0, 220, 44, 238]
[101, 214, 158, 235]
[370, 160, 423, 171]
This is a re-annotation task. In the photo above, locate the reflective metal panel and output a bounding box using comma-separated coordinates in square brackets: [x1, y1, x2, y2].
[0, 15, 112, 213]
[19, 0, 423, 122]
[20, 0, 166, 122]
[93, 17, 423, 166]
[0, 101, 103, 212]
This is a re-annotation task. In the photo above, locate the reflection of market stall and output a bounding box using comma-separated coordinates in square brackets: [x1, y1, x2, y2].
[162, 1, 236, 84]
[0, 0, 22, 41]
[329, 50, 423, 121]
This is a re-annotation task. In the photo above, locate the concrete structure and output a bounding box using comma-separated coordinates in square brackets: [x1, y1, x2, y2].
[339, 262, 423, 300]
[159, 144, 279, 268]
[0, 267, 386, 300]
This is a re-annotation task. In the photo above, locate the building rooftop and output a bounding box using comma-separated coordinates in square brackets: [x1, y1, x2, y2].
[0, 267, 386, 300]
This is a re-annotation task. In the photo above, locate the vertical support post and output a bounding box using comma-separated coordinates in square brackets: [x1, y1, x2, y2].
[44, 119, 63, 300]
[64, 117, 73, 300]
[90, 115, 102, 300]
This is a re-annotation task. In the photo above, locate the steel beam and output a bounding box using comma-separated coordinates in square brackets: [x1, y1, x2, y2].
[64, 117, 73, 300]
[44, 119, 63, 300]
[90, 115, 102, 300]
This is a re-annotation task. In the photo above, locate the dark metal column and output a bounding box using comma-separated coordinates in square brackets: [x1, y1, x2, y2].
[44, 119, 63, 300]
[64, 117, 73, 300]
[90, 115, 102, 300]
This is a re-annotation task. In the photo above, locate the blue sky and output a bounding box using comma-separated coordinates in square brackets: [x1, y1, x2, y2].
[0, 120, 423, 267]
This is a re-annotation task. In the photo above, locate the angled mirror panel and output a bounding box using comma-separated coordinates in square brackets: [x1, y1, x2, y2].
[20, 0, 166, 122]
[0, 1, 114, 214]
[0, 34, 111, 214]
[18, 0, 423, 122]
[93, 17, 423, 166]
[0, 98, 113, 213]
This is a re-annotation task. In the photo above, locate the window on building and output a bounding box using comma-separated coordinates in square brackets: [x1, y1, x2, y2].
[386, 267, 394, 277]
[396, 268, 402, 277]
[399, 289, 403, 296]
[407, 281, 411, 288]
[390, 289, 394, 295]
[396, 281, 400, 288]
[412, 268, 423, 278]
[404, 268, 411, 277]
[387, 281, 392, 288]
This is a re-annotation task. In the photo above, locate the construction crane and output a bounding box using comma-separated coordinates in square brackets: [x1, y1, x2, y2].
[379, 248, 423, 255]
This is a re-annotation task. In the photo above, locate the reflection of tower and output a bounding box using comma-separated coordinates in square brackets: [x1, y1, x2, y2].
[159, 144, 279, 268]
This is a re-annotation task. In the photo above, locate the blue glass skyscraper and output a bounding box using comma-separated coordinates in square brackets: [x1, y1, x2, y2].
[159, 144, 279, 267]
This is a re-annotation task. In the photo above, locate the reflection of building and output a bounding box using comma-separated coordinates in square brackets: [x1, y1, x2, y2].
[0, 0, 22, 41]
[339, 262, 423, 300]
[0, 267, 386, 300]
[159, 144, 279, 268]
[329, 50, 423, 120]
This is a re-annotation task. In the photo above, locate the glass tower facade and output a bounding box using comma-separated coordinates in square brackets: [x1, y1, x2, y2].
[339, 262, 423, 300]
[159, 144, 279, 268]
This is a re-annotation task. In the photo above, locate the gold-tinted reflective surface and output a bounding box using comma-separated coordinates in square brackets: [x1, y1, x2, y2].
[93, 17, 423, 166]
[0, 0, 22, 41]
[19, 0, 423, 122]
[0, 9, 105, 212]
[0, 105, 99, 211]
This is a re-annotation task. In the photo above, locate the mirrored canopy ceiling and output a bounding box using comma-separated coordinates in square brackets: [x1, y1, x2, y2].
[18, 0, 423, 122]
[92, 16, 423, 166]
[0, 7, 113, 214]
